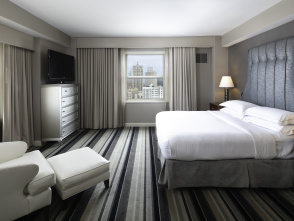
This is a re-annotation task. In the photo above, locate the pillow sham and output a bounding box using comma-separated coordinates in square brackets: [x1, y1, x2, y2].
[243, 116, 294, 135]
[245, 106, 294, 126]
[220, 100, 258, 113]
[220, 107, 244, 119]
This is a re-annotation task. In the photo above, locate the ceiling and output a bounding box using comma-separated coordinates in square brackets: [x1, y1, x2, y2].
[10, 0, 281, 38]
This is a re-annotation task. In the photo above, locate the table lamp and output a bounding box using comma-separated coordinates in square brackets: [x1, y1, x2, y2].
[219, 76, 234, 101]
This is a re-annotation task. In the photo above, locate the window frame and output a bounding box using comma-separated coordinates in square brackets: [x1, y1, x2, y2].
[125, 49, 165, 102]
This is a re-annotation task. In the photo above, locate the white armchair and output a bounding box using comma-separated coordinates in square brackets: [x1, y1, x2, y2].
[0, 141, 56, 221]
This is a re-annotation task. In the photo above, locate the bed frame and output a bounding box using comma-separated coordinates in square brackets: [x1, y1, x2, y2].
[157, 37, 294, 189]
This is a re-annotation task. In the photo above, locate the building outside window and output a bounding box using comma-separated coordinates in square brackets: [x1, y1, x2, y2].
[126, 51, 164, 100]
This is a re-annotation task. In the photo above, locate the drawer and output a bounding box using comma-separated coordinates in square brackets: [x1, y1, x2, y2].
[62, 120, 79, 136]
[62, 104, 79, 117]
[62, 112, 79, 127]
[62, 95, 78, 107]
[62, 86, 78, 97]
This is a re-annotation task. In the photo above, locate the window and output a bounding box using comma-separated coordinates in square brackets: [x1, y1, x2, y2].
[126, 50, 164, 100]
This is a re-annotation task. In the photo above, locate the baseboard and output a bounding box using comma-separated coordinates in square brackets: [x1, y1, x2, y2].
[124, 123, 156, 127]
[34, 140, 42, 147]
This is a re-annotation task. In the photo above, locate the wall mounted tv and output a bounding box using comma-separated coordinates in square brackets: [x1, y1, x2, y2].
[48, 50, 75, 84]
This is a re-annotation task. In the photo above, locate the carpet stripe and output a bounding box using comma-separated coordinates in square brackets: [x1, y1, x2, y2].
[229, 189, 263, 220]
[125, 127, 146, 220]
[109, 127, 137, 220]
[194, 189, 217, 221]
[69, 129, 123, 220]
[254, 189, 294, 220]
[103, 128, 123, 160]
[150, 127, 169, 221]
[145, 127, 153, 221]
[265, 189, 294, 218]
[165, 189, 179, 221]
[67, 129, 101, 152]
[180, 190, 192, 221]
[174, 190, 190, 221]
[74, 128, 128, 220]
[248, 189, 283, 220]
[204, 189, 235, 220]
[92, 129, 116, 154]
[217, 189, 246, 221]
[86, 127, 134, 220]
[182, 190, 199, 221]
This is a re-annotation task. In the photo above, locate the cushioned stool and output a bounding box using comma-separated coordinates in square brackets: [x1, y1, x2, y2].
[47, 147, 110, 200]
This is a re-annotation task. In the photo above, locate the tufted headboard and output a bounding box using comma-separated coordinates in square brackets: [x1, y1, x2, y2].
[242, 37, 294, 112]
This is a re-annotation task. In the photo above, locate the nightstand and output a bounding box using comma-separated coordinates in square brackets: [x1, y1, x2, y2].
[209, 102, 224, 110]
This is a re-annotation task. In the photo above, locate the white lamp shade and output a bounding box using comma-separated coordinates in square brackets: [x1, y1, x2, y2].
[219, 76, 234, 88]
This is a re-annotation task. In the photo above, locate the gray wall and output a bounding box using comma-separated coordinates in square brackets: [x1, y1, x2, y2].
[228, 20, 294, 100]
[0, 23, 35, 50]
[125, 102, 166, 126]
[196, 48, 212, 111]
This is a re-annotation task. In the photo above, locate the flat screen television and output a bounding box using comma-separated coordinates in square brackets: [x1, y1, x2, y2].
[48, 50, 75, 83]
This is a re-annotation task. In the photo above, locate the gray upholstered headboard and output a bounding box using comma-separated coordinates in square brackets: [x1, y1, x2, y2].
[242, 37, 294, 112]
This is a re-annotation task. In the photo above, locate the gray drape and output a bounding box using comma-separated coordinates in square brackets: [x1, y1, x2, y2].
[3, 44, 34, 146]
[166, 47, 197, 111]
[77, 48, 124, 129]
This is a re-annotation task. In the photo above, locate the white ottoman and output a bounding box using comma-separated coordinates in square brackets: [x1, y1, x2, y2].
[47, 147, 110, 200]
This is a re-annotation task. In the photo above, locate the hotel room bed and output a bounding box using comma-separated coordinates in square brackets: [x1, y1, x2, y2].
[157, 111, 294, 161]
[156, 36, 294, 189]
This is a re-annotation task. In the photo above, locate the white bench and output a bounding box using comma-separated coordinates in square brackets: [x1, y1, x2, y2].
[47, 147, 110, 200]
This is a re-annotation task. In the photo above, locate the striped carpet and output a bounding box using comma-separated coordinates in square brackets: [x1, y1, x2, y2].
[18, 127, 294, 221]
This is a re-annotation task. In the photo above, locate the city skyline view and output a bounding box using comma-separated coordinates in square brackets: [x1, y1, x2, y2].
[127, 55, 163, 76]
[127, 54, 164, 99]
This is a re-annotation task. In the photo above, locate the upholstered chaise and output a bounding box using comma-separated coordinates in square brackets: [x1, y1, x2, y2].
[0, 141, 56, 221]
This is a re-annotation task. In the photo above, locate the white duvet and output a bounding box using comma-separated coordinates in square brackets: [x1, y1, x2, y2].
[156, 111, 277, 161]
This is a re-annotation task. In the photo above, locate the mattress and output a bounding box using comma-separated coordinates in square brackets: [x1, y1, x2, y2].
[156, 111, 294, 161]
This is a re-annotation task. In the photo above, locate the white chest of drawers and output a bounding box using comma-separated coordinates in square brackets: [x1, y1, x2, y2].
[41, 84, 79, 141]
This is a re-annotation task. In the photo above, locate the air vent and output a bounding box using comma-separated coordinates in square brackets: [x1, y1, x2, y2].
[196, 53, 207, 63]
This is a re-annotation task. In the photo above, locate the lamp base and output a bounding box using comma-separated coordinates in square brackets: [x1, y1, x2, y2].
[224, 88, 229, 101]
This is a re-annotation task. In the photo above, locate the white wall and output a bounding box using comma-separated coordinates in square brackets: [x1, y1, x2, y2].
[222, 0, 294, 47]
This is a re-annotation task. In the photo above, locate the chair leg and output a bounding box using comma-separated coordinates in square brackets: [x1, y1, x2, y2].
[104, 179, 109, 188]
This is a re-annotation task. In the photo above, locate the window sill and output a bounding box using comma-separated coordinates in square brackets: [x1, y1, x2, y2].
[125, 100, 166, 104]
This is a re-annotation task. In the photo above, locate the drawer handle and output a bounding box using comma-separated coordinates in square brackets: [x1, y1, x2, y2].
[63, 120, 65, 122]
[65, 90, 67, 92]
[63, 101, 65, 102]
[63, 111, 65, 112]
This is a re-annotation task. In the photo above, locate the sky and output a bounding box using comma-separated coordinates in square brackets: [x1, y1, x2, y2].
[127, 55, 163, 76]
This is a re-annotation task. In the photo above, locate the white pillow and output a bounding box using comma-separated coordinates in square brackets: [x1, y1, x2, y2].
[245, 106, 294, 126]
[220, 107, 244, 119]
[243, 116, 294, 135]
[220, 100, 258, 113]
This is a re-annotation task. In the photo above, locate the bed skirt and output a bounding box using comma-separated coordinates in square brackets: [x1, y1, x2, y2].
[157, 146, 294, 189]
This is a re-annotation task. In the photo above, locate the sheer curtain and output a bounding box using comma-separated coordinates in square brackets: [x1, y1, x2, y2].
[166, 47, 197, 111]
[77, 48, 124, 129]
[2, 44, 34, 146]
